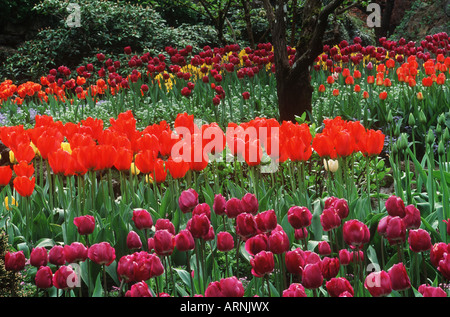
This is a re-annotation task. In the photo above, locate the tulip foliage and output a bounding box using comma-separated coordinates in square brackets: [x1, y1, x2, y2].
[1, 32, 450, 298]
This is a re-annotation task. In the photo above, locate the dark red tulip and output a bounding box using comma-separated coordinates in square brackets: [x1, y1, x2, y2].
[35, 266, 53, 289]
[287, 206, 312, 229]
[187, 213, 211, 239]
[73, 215, 95, 235]
[321, 257, 340, 280]
[30, 247, 48, 268]
[318, 241, 331, 256]
[302, 263, 323, 289]
[192, 203, 211, 220]
[225, 197, 243, 219]
[282, 283, 307, 297]
[126, 281, 152, 297]
[320, 207, 341, 232]
[213, 194, 227, 216]
[403, 204, 421, 229]
[88, 242, 116, 266]
[339, 249, 351, 266]
[240, 193, 259, 215]
[255, 209, 277, 234]
[343, 219, 370, 249]
[4, 251, 26, 272]
[330, 198, 349, 220]
[430, 242, 449, 267]
[63, 242, 88, 263]
[408, 229, 432, 252]
[285, 248, 305, 276]
[364, 270, 392, 297]
[388, 263, 411, 291]
[250, 250, 274, 277]
[385, 195, 406, 218]
[418, 284, 447, 297]
[48, 245, 65, 266]
[438, 253, 450, 280]
[53, 265, 78, 290]
[245, 233, 269, 256]
[178, 189, 199, 214]
[132, 209, 153, 230]
[175, 229, 195, 252]
[326, 277, 354, 297]
[217, 231, 234, 252]
[205, 276, 244, 297]
[126, 230, 143, 250]
[154, 218, 175, 235]
[378, 216, 406, 245]
[154, 229, 175, 256]
[268, 226, 290, 254]
[236, 212, 258, 239]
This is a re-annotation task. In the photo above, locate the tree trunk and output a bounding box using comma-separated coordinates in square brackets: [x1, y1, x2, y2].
[277, 71, 313, 122]
[375, 0, 396, 39]
[241, 0, 255, 49]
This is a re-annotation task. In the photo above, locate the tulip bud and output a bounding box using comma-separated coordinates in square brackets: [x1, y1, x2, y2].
[302, 263, 323, 289]
[408, 113, 415, 127]
[408, 229, 432, 252]
[126, 231, 143, 250]
[438, 140, 445, 156]
[418, 110, 427, 125]
[426, 129, 435, 145]
[443, 128, 450, 143]
[318, 241, 331, 256]
[388, 263, 411, 291]
[35, 266, 53, 289]
[397, 133, 408, 151]
[217, 231, 234, 252]
[386, 111, 393, 124]
[364, 270, 392, 297]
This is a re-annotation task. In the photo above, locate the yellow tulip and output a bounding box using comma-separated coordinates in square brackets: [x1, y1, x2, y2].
[130, 163, 140, 176]
[4, 196, 18, 211]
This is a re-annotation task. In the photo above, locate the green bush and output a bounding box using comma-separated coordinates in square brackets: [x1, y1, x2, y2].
[0, 0, 221, 83]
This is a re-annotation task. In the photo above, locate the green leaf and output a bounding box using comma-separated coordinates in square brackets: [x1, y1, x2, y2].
[92, 272, 104, 297]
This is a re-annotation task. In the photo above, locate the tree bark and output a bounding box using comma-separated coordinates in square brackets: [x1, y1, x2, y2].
[264, 0, 345, 122]
[375, 0, 396, 40]
[241, 0, 255, 49]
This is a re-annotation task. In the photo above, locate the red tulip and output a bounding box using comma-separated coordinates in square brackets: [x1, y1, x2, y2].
[175, 229, 195, 252]
[430, 242, 449, 267]
[302, 263, 323, 290]
[35, 266, 53, 289]
[53, 265, 79, 290]
[236, 213, 258, 239]
[250, 250, 275, 277]
[88, 242, 116, 266]
[364, 270, 392, 297]
[154, 218, 175, 235]
[268, 226, 290, 254]
[418, 284, 447, 297]
[343, 219, 370, 249]
[4, 251, 26, 272]
[205, 276, 244, 297]
[187, 213, 211, 239]
[0, 166, 13, 186]
[126, 231, 143, 250]
[63, 242, 88, 263]
[13, 161, 34, 178]
[216, 231, 234, 252]
[254, 209, 277, 233]
[388, 263, 411, 291]
[245, 233, 269, 256]
[282, 283, 307, 297]
[408, 229, 432, 252]
[339, 249, 352, 266]
[320, 207, 341, 231]
[285, 248, 305, 275]
[225, 197, 243, 219]
[329, 198, 349, 220]
[240, 193, 259, 215]
[153, 229, 175, 256]
[13, 176, 35, 197]
[438, 253, 450, 280]
[30, 247, 48, 268]
[403, 205, 421, 229]
[213, 194, 227, 216]
[132, 209, 153, 230]
[377, 216, 406, 245]
[48, 245, 65, 266]
[318, 241, 331, 256]
[287, 206, 312, 229]
[444, 219, 450, 236]
[321, 257, 340, 280]
[126, 281, 153, 297]
[192, 203, 211, 219]
[73, 215, 95, 235]
[385, 195, 406, 218]
[166, 157, 189, 179]
[178, 188, 199, 214]
[326, 277, 354, 297]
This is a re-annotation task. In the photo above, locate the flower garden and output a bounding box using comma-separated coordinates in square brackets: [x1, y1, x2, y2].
[0, 18, 450, 299]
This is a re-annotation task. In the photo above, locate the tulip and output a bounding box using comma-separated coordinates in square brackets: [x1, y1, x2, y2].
[30, 247, 48, 268]
[35, 266, 53, 289]
[187, 213, 211, 239]
[444, 219, 450, 236]
[154, 218, 176, 235]
[4, 251, 26, 272]
[330, 198, 349, 220]
[225, 197, 243, 219]
[0, 166, 13, 186]
[53, 265, 79, 290]
[236, 213, 258, 239]
[153, 229, 175, 256]
[326, 277, 354, 297]
[285, 248, 306, 276]
[73, 215, 95, 236]
[268, 226, 290, 254]
[175, 229, 195, 252]
[408, 229, 432, 253]
[205, 276, 245, 297]
[213, 194, 227, 216]
[125, 281, 153, 297]
[385, 195, 406, 218]
[13, 176, 35, 197]
[126, 230, 143, 250]
[364, 270, 392, 297]
[282, 283, 307, 297]
[287, 206, 312, 229]
[438, 253, 450, 280]
[343, 219, 370, 249]
[254, 209, 277, 233]
[318, 241, 331, 256]
[192, 203, 211, 219]
[418, 284, 447, 297]
[88, 242, 116, 266]
[250, 251, 274, 278]
[321, 257, 340, 280]
[388, 263, 411, 291]
[245, 233, 269, 256]
[378, 216, 406, 245]
[320, 207, 341, 232]
[302, 263, 323, 290]
[430, 242, 449, 267]
[240, 193, 259, 215]
[403, 205, 421, 229]
[178, 189, 199, 214]
[132, 209, 153, 230]
[339, 249, 352, 266]
[294, 228, 308, 240]
[63, 242, 88, 263]
[217, 231, 234, 252]
[48, 245, 65, 266]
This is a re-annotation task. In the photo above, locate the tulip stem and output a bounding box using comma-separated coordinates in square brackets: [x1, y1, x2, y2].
[103, 264, 108, 297]
[265, 275, 271, 297]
